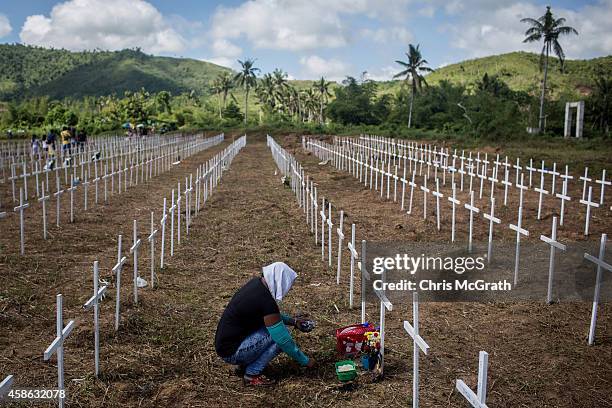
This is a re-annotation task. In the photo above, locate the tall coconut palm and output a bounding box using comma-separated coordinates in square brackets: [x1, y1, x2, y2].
[272, 69, 290, 111]
[522, 6, 578, 132]
[314, 77, 332, 125]
[217, 72, 234, 112]
[234, 59, 260, 124]
[257, 73, 277, 111]
[393, 44, 434, 128]
[210, 78, 223, 118]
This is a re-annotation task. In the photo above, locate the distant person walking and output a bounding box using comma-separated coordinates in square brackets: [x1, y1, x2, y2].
[60, 126, 71, 155]
[31, 135, 41, 156]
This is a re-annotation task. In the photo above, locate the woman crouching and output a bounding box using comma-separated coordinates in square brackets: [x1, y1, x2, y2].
[214, 262, 315, 386]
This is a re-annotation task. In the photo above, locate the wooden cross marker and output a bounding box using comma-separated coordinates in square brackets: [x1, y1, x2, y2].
[400, 166, 408, 211]
[432, 178, 444, 231]
[14, 188, 29, 255]
[501, 168, 511, 207]
[513, 158, 522, 186]
[160, 198, 168, 269]
[595, 169, 610, 205]
[177, 183, 182, 245]
[67, 177, 77, 223]
[556, 178, 571, 226]
[103, 164, 109, 203]
[393, 165, 399, 202]
[487, 166, 498, 200]
[448, 183, 460, 242]
[83, 171, 89, 211]
[550, 162, 559, 195]
[465, 191, 480, 253]
[584, 233, 612, 345]
[483, 197, 501, 262]
[38, 182, 50, 239]
[327, 201, 333, 267]
[130, 219, 143, 304]
[21, 162, 30, 198]
[113, 234, 128, 331]
[540, 216, 566, 304]
[148, 211, 158, 288]
[534, 169, 549, 220]
[526, 158, 535, 187]
[336, 210, 344, 285]
[170, 190, 176, 256]
[421, 175, 430, 220]
[403, 292, 430, 408]
[407, 172, 417, 215]
[9, 164, 17, 202]
[456, 351, 489, 408]
[187, 174, 194, 231]
[54, 175, 64, 227]
[43, 294, 75, 408]
[580, 167, 592, 201]
[510, 175, 530, 286]
[83, 261, 107, 377]
[320, 197, 326, 261]
[347, 224, 357, 309]
[580, 186, 599, 236]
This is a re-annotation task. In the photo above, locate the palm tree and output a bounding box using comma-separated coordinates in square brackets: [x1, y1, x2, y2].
[522, 6, 578, 132]
[393, 44, 434, 128]
[234, 59, 260, 124]
[210, 78, 223, 118]
[217, 72, 234, 112]
[257, 73, 277, 111]
[314, 77, 332, 125]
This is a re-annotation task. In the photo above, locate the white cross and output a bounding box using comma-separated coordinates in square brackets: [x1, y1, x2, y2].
[465, 191, 480, 253]
[21, 162, 30, 198]
[83, 261, 107, 377]
[448, 183, 460, 243]
[336, 210, 345, 285]
[534, 170, 549, 220]
[510, 175, 530, 286]
[432, 178, 444, 231]
[44, 294, 75, 408]
[38, 182, 50, 240]
[320, 197, 327, 261]
[54, 176, 64, 227]
[487, 167, 498, 200]
[455, 351, 489, 408]
[67, 178, 77, 223]
[374, 270, 393, 374]
[403, 292, 430, 408]
[13, 188, 29, 255]
[421, 175, 430, 220]
[525, 158, 536, 188]
[170, 190, 176, 256]
[501, 168, 512, 207]
[130, 219, 143, 304]
[327, 201, 333, 267]
[347, 223, 357, 309]
[160, 198, 167, 269]
[579, 186, 599, 236]
[549, 162, 559, 195]
[177, 183, 182, 245]
[513, 158, 522, 186]
[407, 172, 417, 215]
[83, 172, 90, 211]
[584, 233, 612, 345]
[580, 167, 592, 201]
[556, 178, 571, 226]
[540, 216, 566, 304]
[113, 234, 128, 331]
[483, 197, 501, 262]
[148, 211, 158, 288]
[400, 166, 408, 211]
[595, 169, 610, 205]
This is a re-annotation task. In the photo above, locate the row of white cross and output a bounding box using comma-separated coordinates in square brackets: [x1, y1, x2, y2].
[277, 135, 611, 407]
[2, 132, 211, 205]
[271, 135, 498, 407]
[6, 134, 225, 256]
[306, 137, 607, 239]
[4, 136, 248, 407]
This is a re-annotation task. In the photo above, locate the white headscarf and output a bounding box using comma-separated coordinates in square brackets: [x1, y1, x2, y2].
[262, 262, 297, 301]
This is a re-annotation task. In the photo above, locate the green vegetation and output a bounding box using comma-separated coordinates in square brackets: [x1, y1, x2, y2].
[0, 44, 230, 99]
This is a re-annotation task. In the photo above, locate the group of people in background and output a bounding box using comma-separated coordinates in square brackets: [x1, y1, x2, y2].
[30, 127, 88, 157]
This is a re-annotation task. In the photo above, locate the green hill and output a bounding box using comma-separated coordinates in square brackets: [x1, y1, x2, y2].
[0, 44, 232, 100]
[378, 51, 612, 98]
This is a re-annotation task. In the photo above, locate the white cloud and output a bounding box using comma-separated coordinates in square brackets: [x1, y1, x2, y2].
[19, 0, 185, 53]
[363, 65, 399, 81]
[360, 27, 412, 44]
[446, 1, 612, 59]
[299, 55, 349, 80]
[206, 0, 411, 62]
[0, 14, 12, 38]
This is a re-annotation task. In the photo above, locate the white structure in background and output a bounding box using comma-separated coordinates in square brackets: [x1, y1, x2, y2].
[564, 101, 584, 138]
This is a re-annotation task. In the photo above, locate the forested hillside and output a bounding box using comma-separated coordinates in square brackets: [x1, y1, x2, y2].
[0, 44, 231, 99]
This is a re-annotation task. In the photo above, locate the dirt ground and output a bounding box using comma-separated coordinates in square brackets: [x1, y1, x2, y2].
[0, 133, 611, 407]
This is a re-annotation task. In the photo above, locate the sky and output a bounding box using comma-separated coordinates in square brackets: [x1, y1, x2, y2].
[0, 0, 610, 81]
